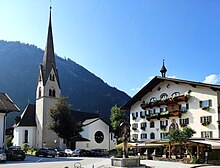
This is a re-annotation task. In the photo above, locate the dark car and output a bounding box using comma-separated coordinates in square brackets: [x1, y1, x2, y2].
[6, 146, 26, 161]
[90, 149, 109, 156]
[35, 148, 56, 158]
[55, 149, 67, 157]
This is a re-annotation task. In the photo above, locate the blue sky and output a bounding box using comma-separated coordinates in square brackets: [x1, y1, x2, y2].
[0, 0, 220, 96]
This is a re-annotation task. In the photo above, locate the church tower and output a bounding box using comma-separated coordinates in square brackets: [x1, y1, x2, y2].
[35, 7, 61, 148]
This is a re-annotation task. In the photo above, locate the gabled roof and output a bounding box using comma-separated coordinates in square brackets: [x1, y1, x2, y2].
[71, 110, 109, 126]
[71, 110, 100, 123]
[0, 93, 20, 113]
[16, 104, 36, 127]
[83, 118, 99, 126]
[40, 7, 60, 88]
[121, 76, 220, 110]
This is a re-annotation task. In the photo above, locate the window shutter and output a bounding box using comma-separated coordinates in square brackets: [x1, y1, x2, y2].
[199, 101, 202, 108]
[186, 118, 189, 124]
[209, 116, 212, 122]
[166, 120, 168, 126]
[136, 112, 138, 117]
[160, 121, 162, 126]
[200, 117, 203, 123]
[210, 131, 213, 138]
[165, 107, 168, 111]
[179, 119, 182, 125]
[179, 104, 181, 110]
[201, 132, 203, 138]
[209, 100, 212, 107]
[186, 103, 189, 110]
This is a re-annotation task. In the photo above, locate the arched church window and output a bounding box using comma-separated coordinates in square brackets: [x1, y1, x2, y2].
[150, 132, 155, 139]
[39, 75, 42, 82]
[24, 130, 28, 143]
[52, 89, 56, 97]
[49, 89, 52, 96]
[39, 87, 41, 98]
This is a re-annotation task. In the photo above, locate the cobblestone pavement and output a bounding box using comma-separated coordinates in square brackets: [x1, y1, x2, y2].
[140, 160, 220, 168]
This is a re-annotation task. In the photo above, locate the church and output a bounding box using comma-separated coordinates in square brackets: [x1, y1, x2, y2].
[12, 7, 115, 150]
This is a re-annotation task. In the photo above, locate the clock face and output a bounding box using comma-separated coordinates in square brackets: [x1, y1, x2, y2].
[94, 131, 104, 143]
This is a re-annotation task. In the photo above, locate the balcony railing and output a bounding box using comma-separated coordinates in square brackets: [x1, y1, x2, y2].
[141, 94, 190, 110]
[145, 109, 187, 121]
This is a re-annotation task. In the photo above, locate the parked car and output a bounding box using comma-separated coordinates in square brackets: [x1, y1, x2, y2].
[5, 146, 26, 161]
[0, 150, 6, 162]
[72, 149, 91, 156]
[90, 149, 109, 156]
[35, 148, 56, 158]
[64, 149, 73, 156]
[55, 149, 67, 157]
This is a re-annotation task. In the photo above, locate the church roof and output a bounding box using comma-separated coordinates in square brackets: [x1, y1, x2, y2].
[40, 7, 60, 88]
[121, 76, 220, 110]
[17, 104, 36, 126]
[0, 93, 20, 113]
[83, 118, 100, 126]
[71, 110, 100, 122]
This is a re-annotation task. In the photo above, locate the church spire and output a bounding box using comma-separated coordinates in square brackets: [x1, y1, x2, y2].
[42, 6, 55, 69]
[160, 59, 167, 77]
[40, 6, 60, 88]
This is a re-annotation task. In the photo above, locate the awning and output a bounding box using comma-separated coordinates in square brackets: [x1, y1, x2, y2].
[190, 140, 220, 149]
[115, 142, 137, 148]
[138, 143, 164, 148]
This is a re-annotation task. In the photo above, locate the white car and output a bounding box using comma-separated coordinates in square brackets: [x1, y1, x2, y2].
[72, 149, 81, 156]
[0, 150, 6, 162]
[64, 149, 73, 156]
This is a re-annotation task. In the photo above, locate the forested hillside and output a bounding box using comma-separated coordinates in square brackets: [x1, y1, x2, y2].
[0, 40, 130, 127]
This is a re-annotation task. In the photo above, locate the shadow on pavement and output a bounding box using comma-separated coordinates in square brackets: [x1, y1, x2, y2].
[1, 155, 82, 165]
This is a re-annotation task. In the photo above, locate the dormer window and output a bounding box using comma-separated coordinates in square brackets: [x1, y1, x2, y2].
[171, 92, 180, 97]
[160, 93, 168, 100]
[50, 74, 55, 81]
[150, 97, 157, 102]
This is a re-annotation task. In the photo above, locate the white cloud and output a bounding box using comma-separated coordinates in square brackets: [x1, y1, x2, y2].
[203, 74, 220, 84]
[131, 88, 140, 91]
[168, 75, 176, 79]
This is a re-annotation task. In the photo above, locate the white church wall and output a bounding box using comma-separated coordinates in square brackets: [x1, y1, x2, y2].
[0, 113, 5, 149]
[13, 126, 36, 148]
[76, 119, 115, 150]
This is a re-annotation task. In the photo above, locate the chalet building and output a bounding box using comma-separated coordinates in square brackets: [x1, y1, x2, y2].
[122, 62, 220, 160]
[0, 93, 19, 150]
[12, 7, 115, 150]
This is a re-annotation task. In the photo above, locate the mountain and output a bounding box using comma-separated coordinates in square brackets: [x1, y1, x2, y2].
[0, 40, 130, 127]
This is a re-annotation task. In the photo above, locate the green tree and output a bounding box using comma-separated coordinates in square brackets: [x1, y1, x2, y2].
[5, 135, 13, 147]
[167, 127, 196, 157]
[48, 97, 83, 148]
[110, 105, 127, 143]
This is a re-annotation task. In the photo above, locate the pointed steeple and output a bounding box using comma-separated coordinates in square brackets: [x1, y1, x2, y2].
[160, 59, 167, 77]
[40, 6, 60, 88]
[42, 6, 55, 70]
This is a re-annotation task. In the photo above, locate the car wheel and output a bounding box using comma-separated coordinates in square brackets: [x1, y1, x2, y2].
[52, 155, 55, 158]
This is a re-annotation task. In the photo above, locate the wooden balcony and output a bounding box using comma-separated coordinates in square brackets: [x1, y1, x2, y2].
[140, 94, 190, 110]
[145, 109, 187, 121]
